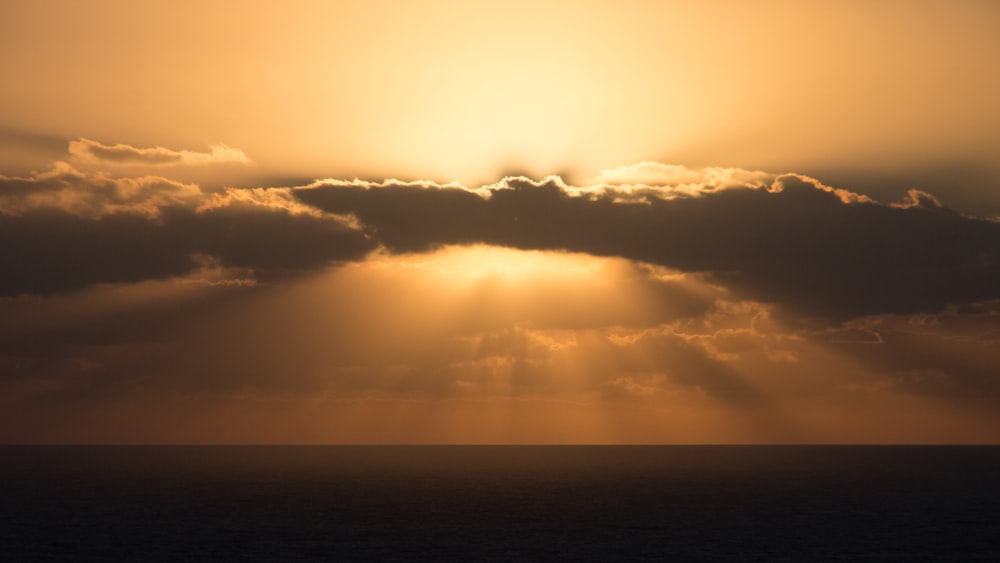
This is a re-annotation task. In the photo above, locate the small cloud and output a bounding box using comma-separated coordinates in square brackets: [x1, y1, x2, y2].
[604, 373, 664, 398]
[197, 186, 328, 218]
[69, 138, 250, 167]
[592, 161, 774, 190]
[770, 173, 874, 204]
[890, 188, 944, 210]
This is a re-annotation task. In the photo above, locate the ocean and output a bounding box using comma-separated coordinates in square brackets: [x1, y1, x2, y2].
[2, 446, 998, 561]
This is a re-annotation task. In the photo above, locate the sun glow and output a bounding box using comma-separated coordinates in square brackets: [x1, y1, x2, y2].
[369, 245, 605, 280]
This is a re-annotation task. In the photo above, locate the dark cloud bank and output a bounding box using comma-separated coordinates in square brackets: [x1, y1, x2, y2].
[1, 206, 372, 295]
[295, 175, 1000, 320]
[3, 166, 999, 320]
[0, 166, 372, 296]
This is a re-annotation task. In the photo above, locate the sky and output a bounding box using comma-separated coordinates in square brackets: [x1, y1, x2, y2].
[2, 0, 999, 444]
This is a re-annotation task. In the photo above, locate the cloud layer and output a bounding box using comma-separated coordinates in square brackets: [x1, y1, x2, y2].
[295, 172, 1000, 319]
[4, 139, 1000, 325]
[2, 149, 999, 442]
[4, 151, 999, 322]
[3, 259, 997, 443]
[0, 162, 371, 296]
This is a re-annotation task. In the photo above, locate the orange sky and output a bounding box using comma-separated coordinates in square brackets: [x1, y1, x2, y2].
[1, 1, 999, 443]
[3, 1, 999, 186]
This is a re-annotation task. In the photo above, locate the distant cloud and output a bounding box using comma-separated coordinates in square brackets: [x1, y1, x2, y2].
[69, 138, 250, 167]
[816, 301, 1000, 400]
[1, 228, 995, 443]
[16, 269, 994, 408]
[890, 188, 944, 210]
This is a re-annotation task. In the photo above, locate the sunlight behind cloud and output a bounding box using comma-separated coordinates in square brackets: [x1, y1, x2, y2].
[368, 245, 603, 280]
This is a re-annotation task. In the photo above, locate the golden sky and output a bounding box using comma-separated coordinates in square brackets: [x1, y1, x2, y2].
[1, 1, 999, 443]
[4, 1, 1000, 186]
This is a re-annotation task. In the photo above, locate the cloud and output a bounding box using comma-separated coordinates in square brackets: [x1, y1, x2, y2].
[68, 138, 250, 167]
[0, 164, 373, 296]
[295, 171, 1000, 319]
[798, 163, 1000, 219]
[592, 161, 775, 193]
[2, 242, 996, 444]
[5, 153, 1000, 323]
[815, 301, 1000, 400]
[0, 272, 745, 403]
[0, 161, 203, 219]
[1, 153, 996, 445]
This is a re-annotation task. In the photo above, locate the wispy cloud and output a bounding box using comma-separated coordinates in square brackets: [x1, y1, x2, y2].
[592, 161, 775, 192]
[69, 138, 250, 167]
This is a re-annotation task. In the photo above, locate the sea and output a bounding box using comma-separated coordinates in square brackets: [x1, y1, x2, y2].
[1, 446, 998, 561]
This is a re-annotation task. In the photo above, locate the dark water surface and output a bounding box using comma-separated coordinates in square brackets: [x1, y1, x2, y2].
[2, 446, 999, 561]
